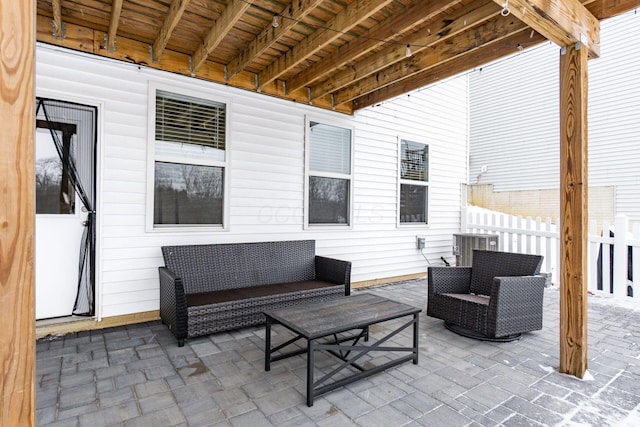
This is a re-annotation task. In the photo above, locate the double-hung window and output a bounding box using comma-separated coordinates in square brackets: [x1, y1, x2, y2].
[399, 139, 429, 225]
[150, 86, 228, 229]
[305, 119, 353, 227]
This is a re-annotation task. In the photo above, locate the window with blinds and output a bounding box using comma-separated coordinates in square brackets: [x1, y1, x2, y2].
[306, 120, 353, 226]
[399, 139, 429, 225]
[151, 88, 228, 228]
[156, 90, 226, 149]
[309, 122, 351, 174]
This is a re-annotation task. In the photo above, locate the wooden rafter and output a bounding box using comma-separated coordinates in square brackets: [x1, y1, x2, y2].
[51, 0, 63, 39]
[226, 0, 325, 81]
[33, 0, 640, 113]
[353, 28, 546, 110]
[588, 0, 640, 19]
[493, 0, 600, 58]
[335, 12, 525, 106]
[258, 0, 395, 90]
[152, 0, 192, 62]
[106, 0, 123, 52]
[286, 0, 460, 94]
[314, 0, 500, 100]
[191, 0, 252, 73]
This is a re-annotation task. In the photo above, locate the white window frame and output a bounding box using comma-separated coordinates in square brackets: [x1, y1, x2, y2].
[146, 82, 231, 232]
[304, 115, 354, 229]
[397, 138, 429, 227]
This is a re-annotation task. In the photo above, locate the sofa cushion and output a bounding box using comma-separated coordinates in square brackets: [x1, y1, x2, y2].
[469, 250, 543, 296]
[186, 281, 338, 307]
[187, 289, 245, 306]
[281, 280, 339, 292]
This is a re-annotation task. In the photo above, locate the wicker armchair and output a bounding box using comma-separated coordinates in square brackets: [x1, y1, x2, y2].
[427, 250, 545, 341]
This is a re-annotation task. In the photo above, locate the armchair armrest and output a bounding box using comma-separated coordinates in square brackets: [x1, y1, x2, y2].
[315, 256, 352, 296]
[488, 275, 546, 337]
[159, 267, 188, 346]
[428, 266, 472, 296]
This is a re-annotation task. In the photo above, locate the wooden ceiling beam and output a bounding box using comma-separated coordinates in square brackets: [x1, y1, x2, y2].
[191, 0, 252, 73]
[152, 0, 191, 62]
[312, 0, 500, 100]
[334, 11, 523, 105]
[493, 0, 600, 58]
[51, 0, 63, 39]
[258, 0, 395, 90]
[106, 0, 123, 52]
[587, 0, 640, 19]
[226, 0, 325, 81]
[352, 28, 547, 110]
[285, 0, 461, 94]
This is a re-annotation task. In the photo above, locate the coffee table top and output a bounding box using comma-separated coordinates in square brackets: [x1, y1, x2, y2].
[264, 293, 421, 339]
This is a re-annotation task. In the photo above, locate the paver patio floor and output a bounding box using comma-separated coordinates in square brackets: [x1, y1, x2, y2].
[36, 280, 640, 426]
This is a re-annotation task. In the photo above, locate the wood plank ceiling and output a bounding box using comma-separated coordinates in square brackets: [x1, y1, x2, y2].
[36, 0, 638, 114]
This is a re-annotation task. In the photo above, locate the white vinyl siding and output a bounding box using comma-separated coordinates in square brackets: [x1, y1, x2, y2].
[588, 12, 640, 217]
[36, 43, 469, 319]
[469, 11, 640, 219]
[469, 42, 559, 191]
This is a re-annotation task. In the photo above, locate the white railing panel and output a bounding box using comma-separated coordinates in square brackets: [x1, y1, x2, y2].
[463, 206, 637, 298]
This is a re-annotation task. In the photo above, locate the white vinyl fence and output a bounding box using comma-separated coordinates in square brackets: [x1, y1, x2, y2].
[462, 206, 638, 298]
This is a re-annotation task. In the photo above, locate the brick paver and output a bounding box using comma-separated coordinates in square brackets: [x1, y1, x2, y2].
[36, 280, 640, 426]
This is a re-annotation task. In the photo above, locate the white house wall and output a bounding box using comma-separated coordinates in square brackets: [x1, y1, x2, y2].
[469, 12, 640, 218]
[36, 44, 469, 319]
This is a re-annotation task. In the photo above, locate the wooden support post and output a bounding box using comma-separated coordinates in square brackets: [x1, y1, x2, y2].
[0, 0, 36, 425]
[559, 42, 589, 378]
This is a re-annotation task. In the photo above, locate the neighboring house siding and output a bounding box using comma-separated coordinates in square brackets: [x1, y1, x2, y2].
[36, 44, 468, 319]
[469, 42, 559, 191]
[469, 11, 640, 221]
[589, 12, 640, 217]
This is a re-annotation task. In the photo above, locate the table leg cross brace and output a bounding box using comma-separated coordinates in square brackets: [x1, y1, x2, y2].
[309, 316, 418, 405]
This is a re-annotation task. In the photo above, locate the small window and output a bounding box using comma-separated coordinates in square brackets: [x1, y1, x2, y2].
[306, 120, 353, 226]
[35, 127, 76, 215]
[399, 139, 429, 224]
[150, 87, 228, 228]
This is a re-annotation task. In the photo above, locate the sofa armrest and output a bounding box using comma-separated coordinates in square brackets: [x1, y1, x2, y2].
[159, 267, 188, 346]
[315, 256, 352, 296]
[488, 275, 546, 337]
[427, 266, 472, 296]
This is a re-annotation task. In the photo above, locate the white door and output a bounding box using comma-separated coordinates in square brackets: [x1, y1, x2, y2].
[35, 127, 86, 319]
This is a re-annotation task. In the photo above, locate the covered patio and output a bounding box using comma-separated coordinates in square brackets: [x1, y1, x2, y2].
[3, 0, 640, 424]
[36, 280, 640, 426]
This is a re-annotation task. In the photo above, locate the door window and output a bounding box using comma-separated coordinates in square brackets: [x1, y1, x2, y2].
[35, 127, 76, 214]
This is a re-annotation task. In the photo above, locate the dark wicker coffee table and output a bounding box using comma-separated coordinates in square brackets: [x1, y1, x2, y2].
[264, 293, 421, 406]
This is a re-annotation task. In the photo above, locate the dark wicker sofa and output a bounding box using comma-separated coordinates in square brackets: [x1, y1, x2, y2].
[427, 250, 545, 341]
[159, 240, 351, 346]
